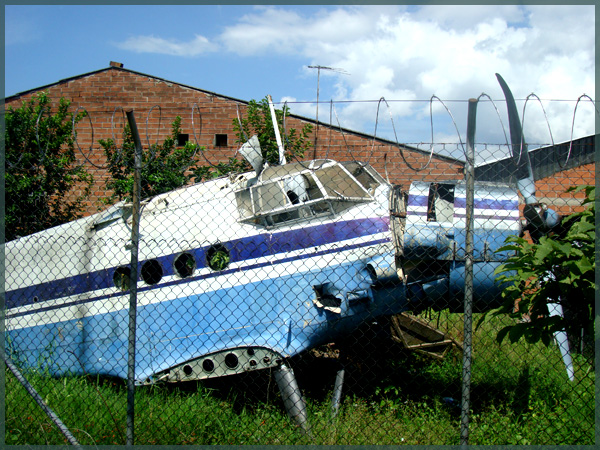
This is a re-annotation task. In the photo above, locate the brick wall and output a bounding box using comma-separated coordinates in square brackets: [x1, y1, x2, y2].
[534, 163, 595, 216]
[5, 67, 466, 216]
[6, 66, 593, 220]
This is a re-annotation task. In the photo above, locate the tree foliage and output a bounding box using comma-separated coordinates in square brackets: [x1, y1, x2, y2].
[233, 96, 313, 165]
[99, 116, 206, 203]
[99, 98, 312, 203]
[485, 186, 595, 351]
[4, 92, 93, 241]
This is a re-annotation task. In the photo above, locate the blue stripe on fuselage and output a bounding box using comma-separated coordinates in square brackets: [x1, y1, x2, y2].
[6, 217, 390, 311]
[408, 194, 518, 211]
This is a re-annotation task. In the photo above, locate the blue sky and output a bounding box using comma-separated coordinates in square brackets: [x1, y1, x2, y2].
[4, 4, 596, 161]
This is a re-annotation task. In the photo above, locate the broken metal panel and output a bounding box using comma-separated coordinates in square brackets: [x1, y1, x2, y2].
[403, 180, 521, 263]
[390, 313, 463, 361]
[238, 135, 264, 176]
[90, 201, 133, 231]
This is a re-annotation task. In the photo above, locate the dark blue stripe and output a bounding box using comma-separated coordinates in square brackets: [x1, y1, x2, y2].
[6, 217, 389, 310]
[454, 197, 519, 210]
[454, 213, 520, 221]
[408, 195, 429, 207]
[408, 194, 518, 211]
[6, 237, 391, 320]
[409, 211, 519, 221]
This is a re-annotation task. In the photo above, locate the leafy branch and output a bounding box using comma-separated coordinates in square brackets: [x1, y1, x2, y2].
[99, 116, 206, 203]
[5, 92, 93, 241]
[482, 185, 595, 350]
[233, 96, 312, 165]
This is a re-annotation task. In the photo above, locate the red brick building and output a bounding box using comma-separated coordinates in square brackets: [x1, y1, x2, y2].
[475, 135, 596, 216]
[5, 62, 594, 217]
[4, 62, 464, 214]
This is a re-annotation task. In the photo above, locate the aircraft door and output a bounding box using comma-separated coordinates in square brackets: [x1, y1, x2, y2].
[389, 185, 407, 278]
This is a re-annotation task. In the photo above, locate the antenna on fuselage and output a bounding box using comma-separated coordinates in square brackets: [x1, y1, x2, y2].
[308, 65, 349, 159]
[267, 95, 286, 165]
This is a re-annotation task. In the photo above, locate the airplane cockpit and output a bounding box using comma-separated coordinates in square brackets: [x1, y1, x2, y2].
[235, 159, 385, 228]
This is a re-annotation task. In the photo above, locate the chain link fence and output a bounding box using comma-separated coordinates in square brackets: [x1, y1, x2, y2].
[3, 97, 596, 446]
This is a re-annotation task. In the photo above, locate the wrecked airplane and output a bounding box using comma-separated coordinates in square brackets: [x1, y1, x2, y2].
[4, 74, 564, 430]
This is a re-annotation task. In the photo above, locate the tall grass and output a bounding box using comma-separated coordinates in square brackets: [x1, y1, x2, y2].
[5, 312, 595, 445]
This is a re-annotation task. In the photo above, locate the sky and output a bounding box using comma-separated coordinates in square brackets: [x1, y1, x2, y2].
[4, 4, 596, 162]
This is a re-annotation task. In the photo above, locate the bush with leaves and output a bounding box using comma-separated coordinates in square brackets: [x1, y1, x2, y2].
[4, 92, 93, 241]
[233, 96, 313, 165]
[485, 186, 595, 354]
[99, 116, 207, 203]
[99, 98, 312, 203]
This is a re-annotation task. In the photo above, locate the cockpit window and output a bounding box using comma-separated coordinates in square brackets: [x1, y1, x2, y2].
[235, 161, 378, 227]
[317, 165, 366, 199]
[341, 161, 383, 193]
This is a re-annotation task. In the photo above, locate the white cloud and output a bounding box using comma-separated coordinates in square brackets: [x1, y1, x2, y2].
[408, 4, 527, 30]
[116, 34, 218, 57]
[217, 5, 594, 147]
[219, 6, 387, 56]
[112, 5, 594, 147]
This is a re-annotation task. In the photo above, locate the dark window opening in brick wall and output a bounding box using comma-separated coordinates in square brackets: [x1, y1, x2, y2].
[177, 133, 189, 147]
[215, 134, 228, 147]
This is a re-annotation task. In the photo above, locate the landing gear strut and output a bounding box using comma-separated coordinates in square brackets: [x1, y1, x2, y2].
[330, 363, 345, 418]
[274, 364, 311, 435]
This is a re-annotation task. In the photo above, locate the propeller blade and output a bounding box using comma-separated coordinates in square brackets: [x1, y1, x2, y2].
[496, 74, 562, 242]
[496, 73, 537, 205]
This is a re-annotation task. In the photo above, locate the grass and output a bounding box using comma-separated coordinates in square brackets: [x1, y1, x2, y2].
[5, 312, 595, 445]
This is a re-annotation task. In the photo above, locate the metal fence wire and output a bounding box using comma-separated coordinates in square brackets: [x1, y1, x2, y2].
[3, 97, 596, 446]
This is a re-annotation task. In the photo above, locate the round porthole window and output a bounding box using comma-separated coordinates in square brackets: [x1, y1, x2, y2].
[174, 252, 196, 278]
[206, 244, 230, 271]
[141, 259, 163, 285]
[113, 266, 131, 291]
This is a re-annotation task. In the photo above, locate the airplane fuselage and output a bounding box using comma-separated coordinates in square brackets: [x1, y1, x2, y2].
[5, 159, 520, 384]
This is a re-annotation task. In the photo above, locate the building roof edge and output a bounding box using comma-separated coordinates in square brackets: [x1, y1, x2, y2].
[4, 64, 465, 165]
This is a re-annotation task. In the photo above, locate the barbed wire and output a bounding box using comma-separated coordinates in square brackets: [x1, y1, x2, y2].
[5, 95, 597, 175]
[565, 94, 598, 168]
[73, 106, 101, 169]
[6, 93, 594, 105]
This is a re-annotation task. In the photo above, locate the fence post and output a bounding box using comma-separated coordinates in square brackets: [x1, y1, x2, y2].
[460, 98, 477, 446]
[125, 110, 143, 446]
[4, 357, 82, 448]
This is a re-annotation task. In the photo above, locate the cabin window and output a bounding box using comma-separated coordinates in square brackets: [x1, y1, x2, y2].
[113, 266, 131, 291]
[341, 161, 382, 193]
[317, 164, 368, 199]
[427, 183, 455, 223]
[174, 252, 196, 278]
[235, 188, 254, 222]
[207, 244, 230, 271]
[253, 180, 289, 215]
[141, 259, 163, 285]
[177, 133, 189, 147]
